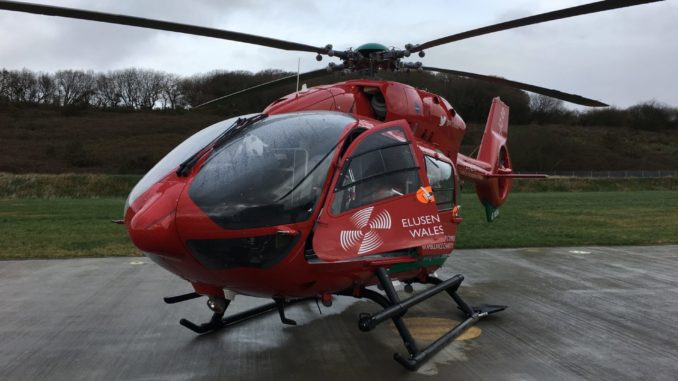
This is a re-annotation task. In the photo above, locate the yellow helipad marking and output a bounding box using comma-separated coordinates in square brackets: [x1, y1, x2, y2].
[129, 260, 145, 265]
[389, 317, 481, 341]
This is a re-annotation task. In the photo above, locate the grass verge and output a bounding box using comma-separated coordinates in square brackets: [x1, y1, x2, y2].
[1, 191, 676, 259]
[0, 198, 136, 259]
[1, 173, 676, 199]
[456, 191, 678, 248]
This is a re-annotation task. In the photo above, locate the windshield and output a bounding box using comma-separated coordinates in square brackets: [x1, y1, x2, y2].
[125, 114, 255, 213]
[189, 111, 356, 229]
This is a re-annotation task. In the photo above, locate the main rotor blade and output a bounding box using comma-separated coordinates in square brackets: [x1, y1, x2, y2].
[0, 0, 327, 53]
[422, 66, 607, 107]
[193, 68, 329, 109]
[412, 0, 663, 52]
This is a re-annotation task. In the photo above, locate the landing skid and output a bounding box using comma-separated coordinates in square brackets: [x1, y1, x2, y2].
[163, 269, 505, 370]
[163, 293, 305, 335]
[345, 268, 506, 371]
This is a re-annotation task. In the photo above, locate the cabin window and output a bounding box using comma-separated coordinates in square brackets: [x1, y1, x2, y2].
[425, 156, 455, 211]
[331, 127, 421, 214]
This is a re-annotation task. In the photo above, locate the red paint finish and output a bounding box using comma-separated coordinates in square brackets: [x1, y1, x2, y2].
[456, 98, 523, 208]
[264, 80, 467, 160]
[125, 80, 524, 299]
[313, 120, 445, 261]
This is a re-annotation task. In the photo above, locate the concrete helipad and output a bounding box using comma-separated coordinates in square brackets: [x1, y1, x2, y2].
[1, 246, 678, 380]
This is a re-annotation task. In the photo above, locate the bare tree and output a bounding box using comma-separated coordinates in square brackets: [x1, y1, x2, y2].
[0, 69, 9, 101]
[2, 69, 39, 103]
[4, 70, 21, 102]
[116, 68, 142, 109]
[36, 72, 56, 104]
[95, 72, 121, 108]
[21, 70, 39, 102]
[530, 94, 567, 123]
[160, 73, 184, 109]
[55, 70, 95, 106]
[178, 75, 205, 108]
[530, 94, 564, 114]
[138, 69, 164, 109]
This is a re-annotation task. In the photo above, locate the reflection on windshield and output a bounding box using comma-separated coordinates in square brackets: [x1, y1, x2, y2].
[125, 114, 255, 214]
[189, 112, 356, 229]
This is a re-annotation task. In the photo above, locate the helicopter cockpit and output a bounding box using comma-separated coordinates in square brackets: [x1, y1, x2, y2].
[188, 112, 356, 229]
[125, 112, 357, 229]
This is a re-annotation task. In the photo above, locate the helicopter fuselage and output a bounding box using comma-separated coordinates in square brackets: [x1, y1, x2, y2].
[125, 80, 474, 298]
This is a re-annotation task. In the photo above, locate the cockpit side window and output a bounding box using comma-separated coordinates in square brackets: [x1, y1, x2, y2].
[331, 127, 421, 214]
[424, 155, 455, 211]
[337, 127, 367, 160]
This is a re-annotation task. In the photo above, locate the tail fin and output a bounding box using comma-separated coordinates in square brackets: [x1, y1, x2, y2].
[477, 97, 510, 170]
[477, 98, 512, 221]
[457, 98, 513, 222]
[457, 98, 545, 221]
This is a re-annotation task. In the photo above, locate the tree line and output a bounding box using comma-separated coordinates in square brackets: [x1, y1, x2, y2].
[1, 67, 676, 130]
[0, 67, 299, 111]
[0, 68, 184, 109]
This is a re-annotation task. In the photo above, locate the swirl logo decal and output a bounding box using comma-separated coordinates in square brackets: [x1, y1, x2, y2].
[339, 206, 392, 255]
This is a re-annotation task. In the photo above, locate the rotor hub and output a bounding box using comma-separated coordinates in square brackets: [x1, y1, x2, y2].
[325, 42, 422, 75]
[355, 42, 388, 56]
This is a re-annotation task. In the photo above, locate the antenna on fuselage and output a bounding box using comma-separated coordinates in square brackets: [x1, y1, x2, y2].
[296, 57, 301, 93]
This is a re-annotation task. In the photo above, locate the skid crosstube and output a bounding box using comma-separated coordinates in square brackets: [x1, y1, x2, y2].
[164, 293, 306, 335]
[350, 267, 506, 371]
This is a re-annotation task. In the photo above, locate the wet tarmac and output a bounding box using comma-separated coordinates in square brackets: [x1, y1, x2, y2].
[1, 245, 678, 380]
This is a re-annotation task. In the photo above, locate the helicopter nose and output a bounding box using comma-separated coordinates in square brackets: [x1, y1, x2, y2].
[126, 181, 185, 257]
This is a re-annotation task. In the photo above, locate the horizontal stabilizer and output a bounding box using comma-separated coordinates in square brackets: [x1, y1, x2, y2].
[486, 173, 547, 179]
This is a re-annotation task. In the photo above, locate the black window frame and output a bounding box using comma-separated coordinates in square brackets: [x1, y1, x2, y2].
[330, 126, 422, 214]
[334, 141, 418, 191]
[424, 155, 456, 211]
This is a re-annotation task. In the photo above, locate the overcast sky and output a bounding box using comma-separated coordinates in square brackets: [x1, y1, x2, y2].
[0, 0, 675, 109]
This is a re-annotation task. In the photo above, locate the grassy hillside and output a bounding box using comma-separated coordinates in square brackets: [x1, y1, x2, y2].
[0, 106, 223, 174]
[1, 106, 677, 174]
[461, 123, 678, 171]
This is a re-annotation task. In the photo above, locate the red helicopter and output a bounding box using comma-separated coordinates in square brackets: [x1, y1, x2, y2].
[0, 0, 661, 370]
